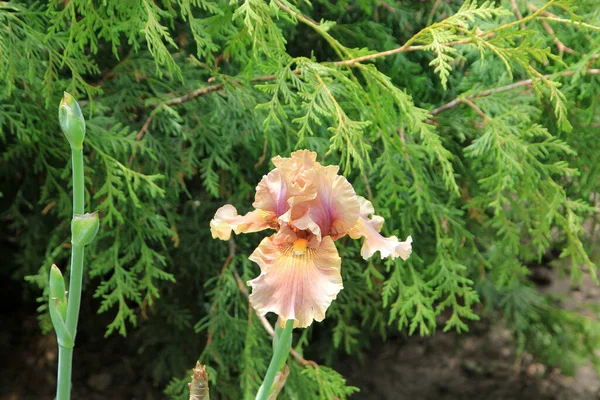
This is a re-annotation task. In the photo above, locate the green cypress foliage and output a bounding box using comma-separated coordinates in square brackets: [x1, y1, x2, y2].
[2, 0, 600, 397]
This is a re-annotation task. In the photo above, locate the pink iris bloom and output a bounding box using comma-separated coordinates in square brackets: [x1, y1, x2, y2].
[210, 150, 412, 328]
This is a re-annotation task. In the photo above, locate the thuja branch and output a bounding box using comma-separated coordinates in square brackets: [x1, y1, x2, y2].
[430, 68, 600, 116]
[529, 4, 600, 32]
[489, 0, 556, 33]
[136, 74, 276, 141]
[137, 0, 597, 140]
[538, 16, 600, 32]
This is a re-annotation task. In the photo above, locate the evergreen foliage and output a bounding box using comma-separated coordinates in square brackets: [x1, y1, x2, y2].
[2, 0, 600, 397]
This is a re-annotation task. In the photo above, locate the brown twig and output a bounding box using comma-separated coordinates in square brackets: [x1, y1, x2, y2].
[135, 33, 481, 142]
[540, 18, 577, 55]
[430, 68, 600, 116]
[461, 98, 487, 125]
[527, 4, 577, 55]
[379, 1, 395, 14]
[429, 0, 444, 21]
[254, 138, 269, 169]
[136, 75, 276, 141]
[41, 201, 57, 215]
[509, 0, 525, 29]
[529, 4, 600, 33]
[333, 38, 474, 67]
[136, 114, 156, 141]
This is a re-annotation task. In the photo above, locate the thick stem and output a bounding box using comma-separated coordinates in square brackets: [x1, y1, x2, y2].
[55, 148, 86, 400]
[256, 319, 294, 400]
[56, 346, 73, 400]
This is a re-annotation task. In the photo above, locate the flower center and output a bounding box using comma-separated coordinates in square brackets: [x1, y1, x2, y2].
[293, 238, 309, 256]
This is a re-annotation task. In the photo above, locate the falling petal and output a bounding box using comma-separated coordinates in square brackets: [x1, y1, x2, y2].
[247, 230, 343, 328]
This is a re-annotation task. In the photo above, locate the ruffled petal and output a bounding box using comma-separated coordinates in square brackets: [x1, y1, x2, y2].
[253, 168, 317, 219]
[272, 150, 321, 186]
[210, 204, 276, 240]
[286, 166, 360, 240]
[247, 232, 343, 328]
[348, 197, 412, 260]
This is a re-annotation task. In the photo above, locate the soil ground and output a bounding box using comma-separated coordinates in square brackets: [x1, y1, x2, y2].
[338, 268, 600, 400]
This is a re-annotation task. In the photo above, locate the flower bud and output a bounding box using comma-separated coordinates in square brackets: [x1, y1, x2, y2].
[71, 212, 100, 247]
[49, 264, 74, 348]
[49, 264, 67, 320]
[59, 92, 86, 150]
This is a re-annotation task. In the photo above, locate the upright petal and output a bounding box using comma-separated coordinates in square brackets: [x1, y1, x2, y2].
[348, 197, 413, 260]
[210, 204, 276, 240]
[247, 231, 343, 328]
[272, 150, 321, 187]
[253, 169, 317, 219]
[286, 166, 360, 240]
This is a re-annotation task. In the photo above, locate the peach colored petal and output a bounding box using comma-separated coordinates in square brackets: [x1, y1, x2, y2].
[272, 150, 321, 186]
[210, 204, 276, 240]
[284, 165, 360, 240]
[253, 168, 317, 219]
[348, 197, 412, 260]
[247, 232, 343, 328]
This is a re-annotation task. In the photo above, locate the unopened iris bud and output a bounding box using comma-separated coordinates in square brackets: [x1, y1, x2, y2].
[59, 92, 86, 150]
[71, 212, 99, 247]
[49, 264, 67, 320]
[49, 264, 73, 348]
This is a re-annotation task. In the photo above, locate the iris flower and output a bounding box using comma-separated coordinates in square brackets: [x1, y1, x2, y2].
[210, 150, 412, 328]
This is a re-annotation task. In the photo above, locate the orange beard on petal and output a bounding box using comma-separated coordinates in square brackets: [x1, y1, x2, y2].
[292, 238, 309, 255]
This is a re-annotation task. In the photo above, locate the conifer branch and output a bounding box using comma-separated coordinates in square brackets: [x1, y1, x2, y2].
[489, 0, 554, 33]
[529, 4, 600, 32]
[538, 16, 600, 31]
[538, 18, 577, 55]
[461, 98, 487, 125]
[140, 1, 555, 136]
[274, 0, 319, 27]
[430, 68, 600, 116]
[136, 75, 275, 140]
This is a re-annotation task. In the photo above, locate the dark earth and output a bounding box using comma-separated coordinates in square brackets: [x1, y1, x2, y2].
[2, 266, 599, 400]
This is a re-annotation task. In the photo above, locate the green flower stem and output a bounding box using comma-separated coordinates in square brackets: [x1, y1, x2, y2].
[55, 148, 86, 400]
[71, 148, 85, 215]
[256, 319, 294, 400]
[57, 346, 73, 400]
